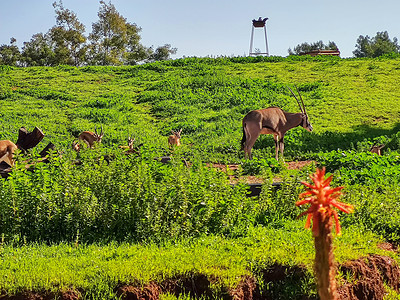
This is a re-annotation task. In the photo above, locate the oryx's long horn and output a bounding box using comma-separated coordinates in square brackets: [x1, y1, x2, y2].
[295, 86, 307, 115]
[287, 86, 304, 113]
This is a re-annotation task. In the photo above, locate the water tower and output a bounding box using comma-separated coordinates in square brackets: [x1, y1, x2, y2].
[249, 17, 269, 56]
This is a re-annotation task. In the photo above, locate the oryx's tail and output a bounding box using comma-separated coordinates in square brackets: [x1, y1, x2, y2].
[241, 124, 247, 150]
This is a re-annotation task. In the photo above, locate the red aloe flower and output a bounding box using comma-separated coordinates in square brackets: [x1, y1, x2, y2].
[296, 167, 354, 236]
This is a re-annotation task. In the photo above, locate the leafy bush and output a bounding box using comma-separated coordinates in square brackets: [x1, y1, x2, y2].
[241, 157, 281, 175]
[317, 150, 400, 185]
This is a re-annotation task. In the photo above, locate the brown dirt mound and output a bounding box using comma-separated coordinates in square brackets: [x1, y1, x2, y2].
[116, 273, 215, 300]
[162, 273, 214, 298]
[115, 255, 399, 300]
[338, 254, 400, 300]
[286, 160, 314, 170]
[230, 275, 259, 300]
[0, 289, 80, 300]
[116, 282, 161, 300]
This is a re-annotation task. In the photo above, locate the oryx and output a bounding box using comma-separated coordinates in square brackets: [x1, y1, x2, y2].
[241, 87, 313, 160]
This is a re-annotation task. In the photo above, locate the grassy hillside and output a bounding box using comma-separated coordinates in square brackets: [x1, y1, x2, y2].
[1, 56, 400, 162]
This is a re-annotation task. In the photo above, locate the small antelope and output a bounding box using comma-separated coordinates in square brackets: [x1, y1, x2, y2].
[241, 87, 313, 160]
[0, 140, 18, 166]
[168, 129, 182, 147]
[370, 143, 385, 156]
[119, 136, 140, 155]
[77, 125, 104, 149]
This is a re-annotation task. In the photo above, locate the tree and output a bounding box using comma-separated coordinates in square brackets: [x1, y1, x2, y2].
[4, 1, 177, 66]
[21, 33, 55, 66]
[148, 44, 177, 62]
[88, 1, 148, 65]
[288, 41, 338, 55]
[353, 31, 400, 58]
[0, 38, 21, 66]
[49, 1, 87, 66]
[125, 43, 152, 65]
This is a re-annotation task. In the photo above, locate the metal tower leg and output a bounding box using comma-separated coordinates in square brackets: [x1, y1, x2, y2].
[249, 26, 255, 56]
[264, 26, 269, 56]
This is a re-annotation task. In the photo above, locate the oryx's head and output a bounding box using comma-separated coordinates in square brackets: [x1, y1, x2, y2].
[94, 125, 104, 142]
[300, 113, 313, 132]
[288, 86, 313, 132]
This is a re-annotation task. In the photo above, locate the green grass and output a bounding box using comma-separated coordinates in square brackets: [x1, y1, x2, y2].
[0, 221, 392, 299]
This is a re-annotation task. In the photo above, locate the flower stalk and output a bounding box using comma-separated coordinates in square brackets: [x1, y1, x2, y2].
[296, 167, 354, 300]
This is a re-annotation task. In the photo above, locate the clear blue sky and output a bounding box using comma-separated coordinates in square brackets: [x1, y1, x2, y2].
[1, 0, 399, 58]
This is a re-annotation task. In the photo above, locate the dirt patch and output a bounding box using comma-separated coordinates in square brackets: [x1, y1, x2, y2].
[209, 160, 314, 185]
[162, 273, 214, 298]
[0, 289, 80, 300]
[210, 160, 314, 172]
[286, 160, 314, 170]
[114, 255, 400, 300]
[377, 242, 397, 252]
[229, 175, 265, 185]
[338, 255, 400, 300]
[230, 275, 259, 300]
[116, 283, 161, 300]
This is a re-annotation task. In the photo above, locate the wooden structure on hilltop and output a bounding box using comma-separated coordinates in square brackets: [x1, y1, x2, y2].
[300, 49, 340, 57]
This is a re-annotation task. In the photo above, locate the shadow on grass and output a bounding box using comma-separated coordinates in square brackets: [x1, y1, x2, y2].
[253, 123, 400, 156]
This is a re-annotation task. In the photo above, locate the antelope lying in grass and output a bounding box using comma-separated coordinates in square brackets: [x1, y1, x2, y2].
[73, 126, 104, 151]
[119, 136, 134, 150]
[0, 140, 18, 166]
[241, 87, 313, 160]
[370, 143, 385, 156]
[119, 136, 141, 155]
[168, 129, 182, 147]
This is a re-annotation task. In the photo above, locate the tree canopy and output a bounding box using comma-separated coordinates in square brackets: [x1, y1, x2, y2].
[353, 31, 400, 58]
[0, 38, 20, 65]
[0, 1, 177, 66]
[49, 1, 87, 66]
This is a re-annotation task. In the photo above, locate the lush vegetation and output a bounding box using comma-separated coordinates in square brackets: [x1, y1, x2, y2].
[1, 55, 400, 298]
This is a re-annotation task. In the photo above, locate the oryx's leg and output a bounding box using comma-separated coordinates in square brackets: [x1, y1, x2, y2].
[4, 152, 14, 166]
[279, 136, 285, 161]
[0, 149, 15, 166]
[0, 151, 8, 165]
[243, 122, 261, 160]
[274, 135, 279, 160]
[84, 139, 91, 148]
